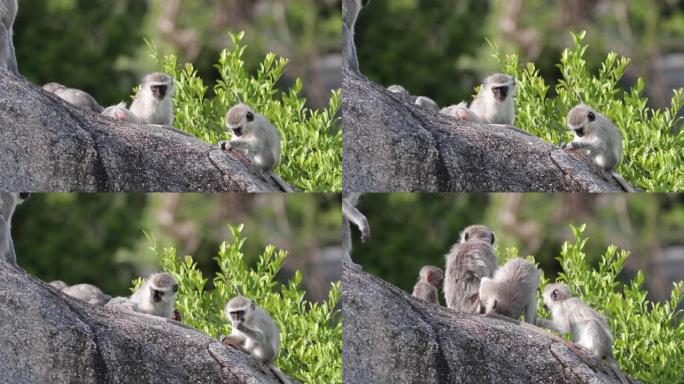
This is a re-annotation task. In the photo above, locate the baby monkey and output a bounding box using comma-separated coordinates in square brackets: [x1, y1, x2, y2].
[219, 103, 293, 192]
[443, 73, 516, 125]
[478, 257, 540, 323]
[564, 103, 622, 171]
[386, 84, 440, 112]
[222, 296, 291, 384]
[538, 283, 630, 384]
[412, 265, 444, 305]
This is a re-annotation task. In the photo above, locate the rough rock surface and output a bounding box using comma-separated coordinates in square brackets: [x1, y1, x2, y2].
[0, 261, 295, 384]
[342, 262, 634, 384]
[0, 71, 286, 192]
[342, 68, 627, 192]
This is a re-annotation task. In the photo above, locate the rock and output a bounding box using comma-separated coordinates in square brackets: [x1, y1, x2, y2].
[0, 261, 294, 384]
[0, 71, 287, 192]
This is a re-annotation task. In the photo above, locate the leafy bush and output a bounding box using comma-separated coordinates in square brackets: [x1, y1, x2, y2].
[504, 225, 684, 383]
[138, 225, 342, 384]
[494, 31, 684, 191]
[151, 32, 342, 192]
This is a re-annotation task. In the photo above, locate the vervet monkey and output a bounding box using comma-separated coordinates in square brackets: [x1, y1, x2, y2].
[563, 104, 636, 192]
[447, 74, 516, 125]
[342, 192, 369, 264]
[538, 283, 630, 384]
[129, 72, 175, 126]
[0, 0, 18, 74]
[0, 192, 29, 267]
[386, 84, 439, 111]
[102, 102, 140, 123]
[42, 82, 103, 112]
[444, 225, 498, 314]
[129, 272, 179, 319]
[62, 283, 111, 306]
[219, 103, 293, 192]
[48, 280, 68, 290]
[412, 265, 444, 305]
[564, 103, 622, 171]
[222, 296, 291, 384]
[478, 257, 539, 323]
[342, 0, 368, 72]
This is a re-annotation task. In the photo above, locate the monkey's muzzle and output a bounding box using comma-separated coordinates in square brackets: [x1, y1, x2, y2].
[152, 290, 163, 303]
[230, 310, 245, 322]
[232, 126, 243, 137]
[492, 86, 508, 102]
[573, 127, 585, 137]
[151, 85, 167, 101]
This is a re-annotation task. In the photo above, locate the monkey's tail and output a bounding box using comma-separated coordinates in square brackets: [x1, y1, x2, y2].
[269, 365, 293, 384]
[267, 171, 295, 193]
[607, 355, 631, 384]
[611, 172, 639, 192]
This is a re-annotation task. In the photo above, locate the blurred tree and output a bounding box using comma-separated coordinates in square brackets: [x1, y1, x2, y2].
[12, 193, 341, 300]
[353, 193, 684, 303]
[355, 0, 489, 106]
[15, 0, 148, 106]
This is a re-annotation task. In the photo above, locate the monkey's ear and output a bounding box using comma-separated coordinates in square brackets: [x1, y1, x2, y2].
[426, 270, 433, 283]
[464, 232, 470, 241]
[489, 232, 495, 245]
[250, 301, 256, 310]
[361, 0, 369, 5]
[172, 284, 179, 292]
[587, 111, 596, 122]
[551, 289, 560, 302]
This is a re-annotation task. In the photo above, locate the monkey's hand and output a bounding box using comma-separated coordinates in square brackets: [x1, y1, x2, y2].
[219, 140, 233, 151]
[172, 309, 182, 322]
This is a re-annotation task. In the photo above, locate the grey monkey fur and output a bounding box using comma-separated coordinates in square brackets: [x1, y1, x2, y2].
[412, 265, 444, 305]
[478, 257, 540, 323]
[444, 225, 498, 314]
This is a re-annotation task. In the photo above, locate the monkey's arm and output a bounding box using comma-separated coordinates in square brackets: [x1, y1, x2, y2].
[535, 318, 561, 333]
[342, 200, 370, 242]
[236, 322, 276, 361]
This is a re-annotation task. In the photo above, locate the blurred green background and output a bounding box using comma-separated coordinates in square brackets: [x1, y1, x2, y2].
[14, 0, 341, 109]
[12, 193, 342, 301]
[356, 0, 684, 110]
[352, 193, 684, 306]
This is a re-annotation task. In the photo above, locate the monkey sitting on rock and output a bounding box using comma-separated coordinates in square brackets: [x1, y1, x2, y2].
[412, 265, 443, 305]
[478, 257, 540, 323]
[43, 82, 103, 112]
[219, 103, 294, 192]
[442, 73, 516, 125]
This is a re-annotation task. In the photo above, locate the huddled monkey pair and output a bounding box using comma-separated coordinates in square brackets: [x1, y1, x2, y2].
[411, 224, 629, 383]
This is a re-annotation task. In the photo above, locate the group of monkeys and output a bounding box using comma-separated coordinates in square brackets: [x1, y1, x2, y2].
[342, 0, 633, 192]
[0, 0, 292, 192]
[341, 198, 630, 383]
[0, 192, 292, 383]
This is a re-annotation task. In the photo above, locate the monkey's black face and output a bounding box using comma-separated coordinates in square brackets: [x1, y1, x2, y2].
[231, 126, 243, 137]
[150, 84, 168, 101]
[18, 193, 30, 201]
[492, 86, 508, 102]
[151, 289, 163, 303]
[573, 127, 585, 137]
[229, 310, 245, 323]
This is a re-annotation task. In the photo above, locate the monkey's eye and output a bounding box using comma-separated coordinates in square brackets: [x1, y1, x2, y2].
[246, 111, 254, 122]
[464, 233, 469, 241]
[587, 111, 595, 122]
[492, 300, 497, 309]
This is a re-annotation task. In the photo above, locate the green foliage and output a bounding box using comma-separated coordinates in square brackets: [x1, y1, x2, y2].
[148, 225, 342, 384]
[356, 0, 490, 106]
[153, 32, 342, 192]
[495, 31, 684, 191]
[540, 224, 684, 383]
